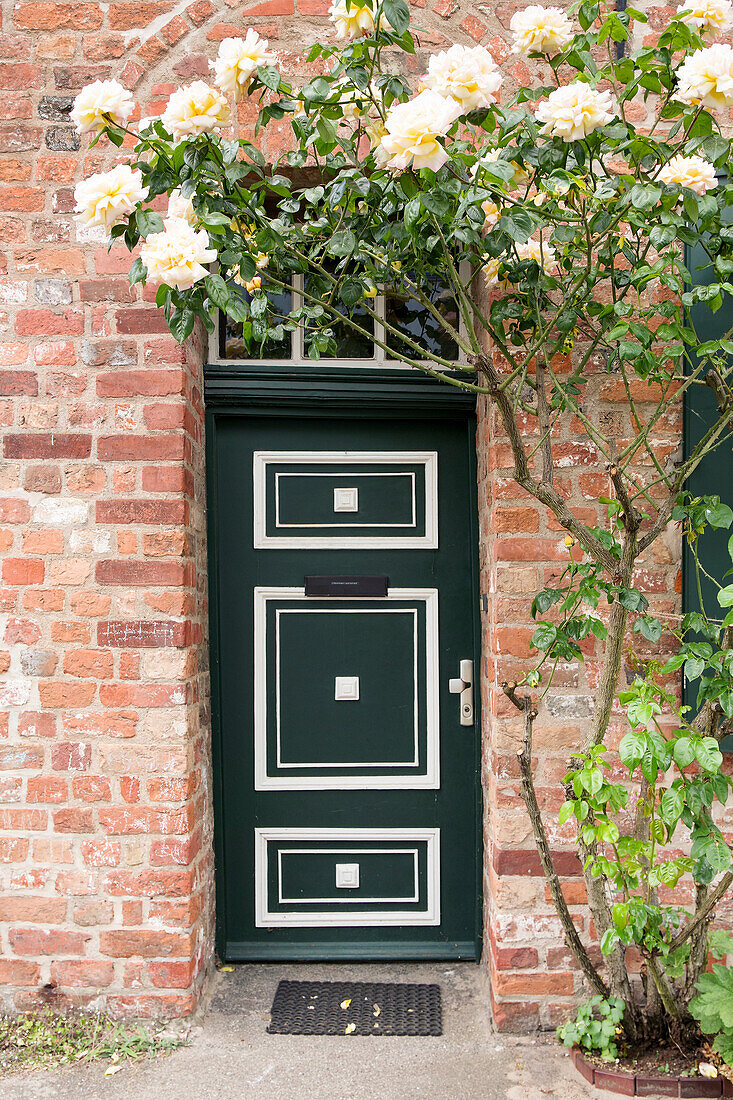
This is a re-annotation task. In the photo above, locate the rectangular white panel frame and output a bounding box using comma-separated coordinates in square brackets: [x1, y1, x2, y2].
[253, 451, 438, 549]
[278, 848, 419, 903]
[276, 609, 418, 768]
[254, 587, 439, 791]
[255, 827, 440, 927]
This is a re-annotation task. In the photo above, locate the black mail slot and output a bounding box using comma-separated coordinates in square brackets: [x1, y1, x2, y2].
[304, 575, 389, 598]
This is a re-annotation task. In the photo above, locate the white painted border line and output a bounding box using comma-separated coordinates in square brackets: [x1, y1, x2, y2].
[254, 588, 440, 791]
[255, 828, 440, 927]
[253, 451, 438, 549]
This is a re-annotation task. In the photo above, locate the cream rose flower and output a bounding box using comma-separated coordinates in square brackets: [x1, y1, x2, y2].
[482, 199, 501, 228]
[71, 79, 135, 134]
[484, 239, 556, 288]
[212, 31, 277, 100]
[535, 82, 616, 141]
[677, 0, 733, 40]
[74, 164, 146, 232]
[421, 44, 503, 111]
[162, 81, 231, 142]
[379, 89, 459, 171]
[329, 0, 377, 39]
[675, 43, 733, 107]
[167, 188, 197, 226]
[140, 217, 217, 291]
[516, 238, 556, 269]
[483, 256, 503, 287]
[510, 6, 574, 55]
[659, 153, 717, 194]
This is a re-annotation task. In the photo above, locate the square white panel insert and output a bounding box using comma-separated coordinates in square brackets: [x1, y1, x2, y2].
[335, 863, 360, 889]
[333, 486, 359, 513]
[334, 675, 359, 701]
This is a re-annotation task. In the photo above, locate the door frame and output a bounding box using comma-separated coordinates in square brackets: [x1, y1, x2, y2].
[204, 367, 483, 961]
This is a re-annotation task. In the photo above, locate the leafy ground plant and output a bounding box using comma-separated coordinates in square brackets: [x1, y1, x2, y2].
[0, 1010, 185, 1076]
[557, 995, 626, 1061]
[690, 931, 733, 1071]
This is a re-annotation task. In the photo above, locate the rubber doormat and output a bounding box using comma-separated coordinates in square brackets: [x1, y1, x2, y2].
[267, 980, 442, 1036]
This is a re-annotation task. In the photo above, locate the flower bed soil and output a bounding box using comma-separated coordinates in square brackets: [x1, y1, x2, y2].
[571, 1048, 733, 1097]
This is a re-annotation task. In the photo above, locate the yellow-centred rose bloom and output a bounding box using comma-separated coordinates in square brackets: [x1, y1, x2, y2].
[535, 82, 616, 141]
[675, 43, 733, 108]
[677, 0, 733, 40]
[329, 0, 378, 39]
[516, 238, 556, 269]
[510, 6, 574, 55]
[167, 188, 197, 226]
[484, 239, 556, 288]
[140, 217, 217, 291]
[482, 199, 501, 228]
[73, 165, 146, 232]
[71, 79, 135, 134]
[212, 31, 277, 100]
[379, 89, 459, 171]
[162, 81, 231, 142]
[421, 44, 503, 111]
[659, 153, 717, 194]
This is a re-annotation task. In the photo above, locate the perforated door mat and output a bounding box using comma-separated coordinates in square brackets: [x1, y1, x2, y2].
[267, 980, 442, 1036]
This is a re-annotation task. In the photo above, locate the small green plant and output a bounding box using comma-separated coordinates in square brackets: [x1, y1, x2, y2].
[689, 931, 733, 1070]
[557, 995, 626, 1061]
[0, 1010, 185, 1076]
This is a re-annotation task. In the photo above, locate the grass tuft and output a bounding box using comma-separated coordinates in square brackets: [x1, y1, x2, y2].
[0, 1009, 186, 1076]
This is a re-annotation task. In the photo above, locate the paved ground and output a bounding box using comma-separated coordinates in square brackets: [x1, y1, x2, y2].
[1, 962, 597, 1100]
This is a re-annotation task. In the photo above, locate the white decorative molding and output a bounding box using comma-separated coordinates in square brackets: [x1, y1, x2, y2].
[254, 588, 440, 791]
[277, 849, 419, 904]
[255, 828, 440, 927]
[274, 472, 414, 529]
[275, 608, 418, 769]
[334, 676, 360, 701]
[253, 451, 438, 549]
[333, 487, 359, 513]
[335, 863, 360, 889]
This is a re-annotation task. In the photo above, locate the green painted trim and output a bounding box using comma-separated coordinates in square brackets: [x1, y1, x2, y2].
[466, 415, 484, 961]
[205, 409, 229, 961]
[224, 941, 478, 961]
[204, 368, 477, 414]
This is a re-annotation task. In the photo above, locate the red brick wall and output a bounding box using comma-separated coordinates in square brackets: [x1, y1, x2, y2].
[478, 369, 733, 1031]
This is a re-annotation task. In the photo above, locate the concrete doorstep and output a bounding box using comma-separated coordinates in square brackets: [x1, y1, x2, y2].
[2, 962, 596, 1100]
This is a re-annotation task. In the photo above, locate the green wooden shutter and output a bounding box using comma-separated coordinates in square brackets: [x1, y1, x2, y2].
[685, 238, 733, 751]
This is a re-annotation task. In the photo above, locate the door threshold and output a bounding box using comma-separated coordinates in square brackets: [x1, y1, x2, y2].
[224, 941, 478, 962]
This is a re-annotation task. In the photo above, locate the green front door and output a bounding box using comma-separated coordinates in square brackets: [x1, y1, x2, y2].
[208, 406, 481, 960]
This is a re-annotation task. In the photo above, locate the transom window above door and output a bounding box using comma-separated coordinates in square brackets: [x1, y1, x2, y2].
[215, 272, 466, 369]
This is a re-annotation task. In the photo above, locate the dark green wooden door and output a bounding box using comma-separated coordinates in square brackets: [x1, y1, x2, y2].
[208, 409, 481, 959]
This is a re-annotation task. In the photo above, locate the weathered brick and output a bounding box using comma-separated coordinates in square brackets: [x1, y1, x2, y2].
[10, 928, 89, 955]
[51, 960, 114, 988]
[100, 930, 192, 958]
[0, 897, 66, 922]
[4, 432, 90, 458]
[96, 499, 187, 524]
[96, 561, 189, 587]
[97, 620, 192, 647]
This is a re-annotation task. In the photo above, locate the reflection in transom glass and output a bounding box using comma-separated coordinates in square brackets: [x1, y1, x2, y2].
[217, 273, 463, 365]
[303, 270, 375, 360]
[218, 280, 292, 361]
[385, 276, 459, 362]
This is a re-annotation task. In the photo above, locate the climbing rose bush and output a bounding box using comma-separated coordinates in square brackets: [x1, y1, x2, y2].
[74, 0, 733, 1053]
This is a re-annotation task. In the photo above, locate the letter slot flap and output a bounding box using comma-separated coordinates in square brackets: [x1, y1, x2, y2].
[305, 576, 389, 597]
